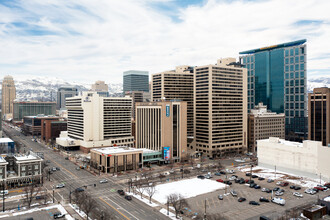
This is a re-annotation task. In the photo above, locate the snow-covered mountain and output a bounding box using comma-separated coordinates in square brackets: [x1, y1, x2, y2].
[0, 76, 123, 102]
[0, 75, 328, 102]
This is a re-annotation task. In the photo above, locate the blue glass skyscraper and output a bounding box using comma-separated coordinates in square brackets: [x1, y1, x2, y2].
[123, 70, 149, 93]
[239, 39, 307, 142]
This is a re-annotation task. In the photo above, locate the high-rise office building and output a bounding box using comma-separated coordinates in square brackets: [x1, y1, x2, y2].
[308, 87, 330, 146]
[91, 81, 109, 97]
[125, 91, 150, 119]
[151, 66, 194, 137]
[248, 103, 285, 152]
[56, 92, 134, 152]
[136, 101, 187, 161]
[13, 101, 56, 121]
[239, 39, 307, 142]
[1, 75, 16, 119]
[56, 87, 78, 110]
[123, 70, 149, 93]
[194, 58, 247, 158]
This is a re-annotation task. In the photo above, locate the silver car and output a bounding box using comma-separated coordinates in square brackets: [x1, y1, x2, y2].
[100, 179, 108, 184]
[56, 183, 65, 189]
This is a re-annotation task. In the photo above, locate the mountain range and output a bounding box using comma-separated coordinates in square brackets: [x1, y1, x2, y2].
[0, 76, 329, 102]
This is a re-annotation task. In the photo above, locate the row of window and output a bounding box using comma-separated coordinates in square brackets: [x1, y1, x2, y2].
[285, 64, 305, 72]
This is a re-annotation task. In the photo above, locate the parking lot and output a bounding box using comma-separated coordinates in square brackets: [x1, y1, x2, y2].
[186, 169, 329, 219]
[4, 207, 61, 220]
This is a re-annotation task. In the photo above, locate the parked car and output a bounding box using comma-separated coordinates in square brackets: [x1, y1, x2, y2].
[229, 176, 237, 181]
[214, 172, 221, 176]
[197, 175, 205, 179]
[239, 179, 245, 184]
[54, 213, 65, 219]
[254, 185, 261, 189]
[0, 190, 8, 195]
[259, 197, 270, 202]
[280, 182, 289, 187]
[249, 201, 260, 205]
[275, 191, 283, 196]
[273, 187, 280, 191]
[249, 183, 257, 188]
[100, 179, 108, 184]
[267, 179, 274, 183]
[245, 173, 251, 176]
[276, 181, 283, 186]
[314, 186, 326, 191]
[235, 179, 241, 183]
[52, 167, 57, 171]
[251, 175, 258, 178]
[305, 188, 316, 195]
[117, 189, 125, 195]
[238, 197, 246, 202]
[247, 180, 255, 184]
[219, 170, 226, 175]
[224, 181, 232, 185]
[65, 157, 69, 160]
[56, 184, 65, 189]
[75, 188, 84, 193]
[216, 179, 224, 183]
[75, 167, 80, 170]
[271, 197, 285, 206]
[125, 195, 132, 201]
[294, 186, 301, 190]
[258, 177, 265, 181]
[324, 183, 330, 188]
[36, 195, 45, 200]
[293, 192, 303, 198]
[218, 195, 223, 200]
[205, 174, 212, 179]
[230, 190, 237, 197]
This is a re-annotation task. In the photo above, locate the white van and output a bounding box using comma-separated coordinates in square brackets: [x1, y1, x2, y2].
[271, 197, 285, 206]
[0, 190, 8, 195]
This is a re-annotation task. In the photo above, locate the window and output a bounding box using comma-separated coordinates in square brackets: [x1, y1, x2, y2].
[295, 56, 299, 63]
[300, 63, 304, 70]
[295, 48, 299, 55]
[300, 79, 304, 85]
[285, 88, 289, 94]
[290, 73, 294, 78]
[290, 96, 294, 101]
[301, 95, 304, 101]
[300, 56, 304, 62]
[285, 73, 289, 79]
[295, 64, 299, 71]
[285, 66, 289, 72]
[290, 65, 294, 71]
[295, 72, 299, 78]
[285, 58, 289, 64]
[295, 111, 299, 116]
[251, 64, 254, 69]
[295, 80, 299, 86]
[300, 71, 304, 78]
[21, 172, 26, 177]
[22, 166, 25, 171]
[290, 49, 293, 56]
[300, 103, 304, 109]
[34, 165, 38, 170]
[301, 111, 304, 116]
[290, 111, 294, 116]
[290, 57, 294, 63]
[285, 81, 289, 86]
[295, 96, 299, 101]
[300, 87, 304, 93]
[285, 50, 289, 56]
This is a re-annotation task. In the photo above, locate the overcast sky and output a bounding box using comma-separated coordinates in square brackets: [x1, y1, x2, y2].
[1, 0, 329, 84]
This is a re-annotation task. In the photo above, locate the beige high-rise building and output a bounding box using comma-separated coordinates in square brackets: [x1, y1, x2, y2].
[151, 66, 194, 137]
[136, 101, 187, 161]
[194, 58, 247, 158]
[308, 87, 330, 146]
[248, 103, 285, 152]
[1, 75, 16, 119]
[91, 80, 108, 92]
[56, 92, 134, 152]
[125, 91, 150, 119]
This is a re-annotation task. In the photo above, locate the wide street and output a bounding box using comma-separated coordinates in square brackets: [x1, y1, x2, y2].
[3, 125, 168, 220]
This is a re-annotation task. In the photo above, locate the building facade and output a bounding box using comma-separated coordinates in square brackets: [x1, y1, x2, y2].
[239, 39, 307, 142]
[1, 75, 16, 119]
[56, 92, 134, 152]
[57, 87, 78, 110]
[308, 87, 330, 146]
[41, 119, 67, 144]
[123, 70, 149, 93]
[258, 137, 330, 182]
[136, 101, 187, 162]
[194, 58, 247, 158]
[125, 91, 150, 120]
[248, 103, 285, 152]
[151, 66, 194, 137]
[13, 102, 56, 121]
[90, 147, 143, 174]
[91, 81, 109, 97]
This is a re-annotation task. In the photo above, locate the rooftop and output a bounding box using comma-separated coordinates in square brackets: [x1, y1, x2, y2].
[15, 154, 41, 161]
[123, 70, 149, 76]
[304, 204, 325, 212]
[0, 138, 14, 143]
[92, 146, 143, 155]
[239, 39, 306, 55]
[259, 137, 303, 147]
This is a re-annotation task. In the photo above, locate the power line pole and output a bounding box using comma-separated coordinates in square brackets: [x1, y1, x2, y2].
[204, 199, 207, 220]
[2, 181, 5, 212]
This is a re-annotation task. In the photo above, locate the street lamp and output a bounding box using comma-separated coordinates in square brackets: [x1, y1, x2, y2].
[53, 186, 55, 203]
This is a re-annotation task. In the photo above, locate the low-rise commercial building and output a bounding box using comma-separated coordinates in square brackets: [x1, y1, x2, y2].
[136, 101, 187, 162]
[0, 138, 15, 154]
[257, 137, 330, 181]
[248, 103, 285, 152]
[41, 119, 67, 144]
[90, 146, 143, 174]
[22, 115, 62, 136]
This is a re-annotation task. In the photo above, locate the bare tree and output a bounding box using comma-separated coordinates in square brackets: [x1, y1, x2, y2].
[189, 156, 195, 168]
[216, 160, 223, 171]
[167, 193, 189, 219]
[135, 179, 146, 199]
[72, 190, 86, 211]
[159, 173, 166, 183]
[81, 193, 97, 220]
[23, 183, 41, 208]
[145, 182, 157, 204]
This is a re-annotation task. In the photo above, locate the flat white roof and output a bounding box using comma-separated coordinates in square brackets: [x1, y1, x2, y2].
[15, 154, 41, 161]
[92, 146, 143, 155]
[259, 138, 303, 147]
[0, 157, 7, 164]
[140, 148, 159, 153]
[0, 138, 14, 143]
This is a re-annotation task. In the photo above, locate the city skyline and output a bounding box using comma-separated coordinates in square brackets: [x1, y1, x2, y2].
[1, 0, 330, 83]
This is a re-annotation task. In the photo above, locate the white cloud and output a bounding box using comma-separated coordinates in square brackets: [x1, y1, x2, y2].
[0, 0, 330, 83]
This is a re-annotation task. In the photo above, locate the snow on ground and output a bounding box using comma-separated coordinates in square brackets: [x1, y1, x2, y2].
[146, 178, 226, 204]
[238, 166, 325, 188]
[159, 208, 181, 220]
[324, 196, 330, 202]
[127, 192, 158, 207]
[11, 204, 74, 220]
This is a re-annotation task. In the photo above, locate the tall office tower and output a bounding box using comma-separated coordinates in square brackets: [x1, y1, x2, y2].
[151, 66, 194, 137]
[194, 58, 247, 158]
[125, 91, 150, 119]
[1, 75, 16, 119]
[239, 39, 307, 142]
[123, 70, 149, 93]
[56, 87, 78, 110]
[91, 81, 109, 97]
[248, 103, 285, 152]
[56, 92, 134, 152]
[136, 101, 187, 161]
[308, 87, 330, 146]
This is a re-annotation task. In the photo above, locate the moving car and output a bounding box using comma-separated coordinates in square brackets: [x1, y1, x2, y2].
[56, 184, 65, 189]
[293, 192, 303, 198]
[52, 167, 57, 171]
[100, 179, 108, 184]
[218, 195, 223, 200]
[259, 197, 269, 202]
[271, 197, 285, 206]
[75, 188, 84, 193]
[249, 201, 260, 205]
[238, 197, 246, 202]
[0, 190, 8, 195]
[53, 213, 65, 219]
[117, 189, 125, 195]
[125, 195, 132, 201]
